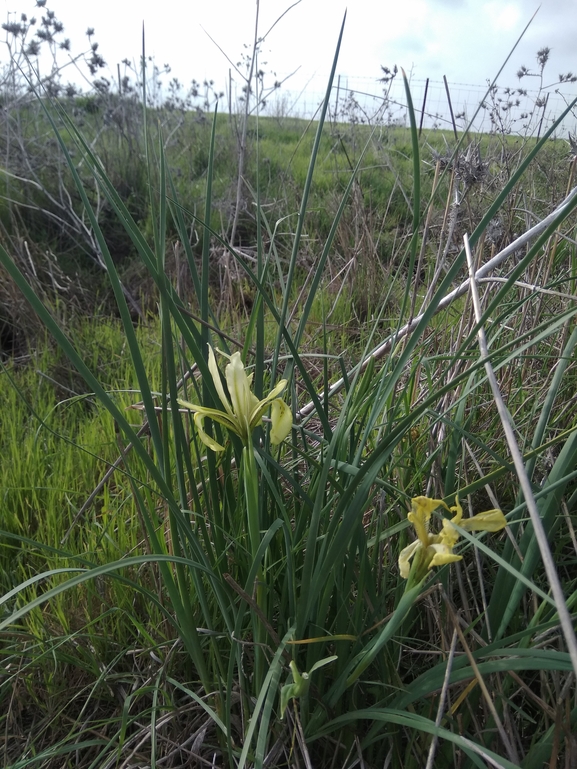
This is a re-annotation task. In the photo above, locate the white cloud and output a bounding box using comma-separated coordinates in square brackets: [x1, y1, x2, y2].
[483, 2, 522, 32]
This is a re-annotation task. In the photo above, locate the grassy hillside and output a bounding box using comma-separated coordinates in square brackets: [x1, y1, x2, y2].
[1, 53, 577, 768]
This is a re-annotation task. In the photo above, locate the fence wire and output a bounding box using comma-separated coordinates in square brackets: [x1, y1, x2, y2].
[254, 72, 577, 137]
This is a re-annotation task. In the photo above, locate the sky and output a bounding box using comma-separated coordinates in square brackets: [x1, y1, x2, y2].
[2, 0, 576, 122]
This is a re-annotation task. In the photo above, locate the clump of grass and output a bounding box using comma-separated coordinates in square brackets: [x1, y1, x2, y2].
[2, 15, 577, 769]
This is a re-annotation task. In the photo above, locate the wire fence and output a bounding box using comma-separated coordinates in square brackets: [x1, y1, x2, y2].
[254, 72, 577, 138]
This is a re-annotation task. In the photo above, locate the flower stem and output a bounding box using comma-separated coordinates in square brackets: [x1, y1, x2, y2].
[242, 443, 266, 688]
[242, 444, 260, 561]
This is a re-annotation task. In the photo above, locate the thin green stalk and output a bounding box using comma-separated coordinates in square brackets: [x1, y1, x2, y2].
[243, 444, 261, 561]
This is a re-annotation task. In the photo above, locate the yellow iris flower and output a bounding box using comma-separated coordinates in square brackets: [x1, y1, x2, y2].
[399, 496, 507, 579]
[178, 346, 293, 451]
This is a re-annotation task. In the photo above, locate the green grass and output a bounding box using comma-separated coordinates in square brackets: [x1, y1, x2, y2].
[0, 320, 157, 623]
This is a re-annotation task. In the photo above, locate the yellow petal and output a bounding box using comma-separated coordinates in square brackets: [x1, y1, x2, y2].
[407, 497, 437, 547]
[194, 412, 226, 452]
[429, 548, 463, 569]
[177, 397, 201, 412]
[449, 496, 463, 525]
[269, 398, 293, 444]
[208, 346, 233, 417]
[267, 378, 288, 400]
[249, 379, 288, 431]
[412, 496, 447, 517]
[426, 531, 462, 568]
[459, 509, 507, 532]
[398, 540, 421, 579]
[408, 497, 445, 547]
[439, 518, 460, 549]
[225, 352, 259, 438]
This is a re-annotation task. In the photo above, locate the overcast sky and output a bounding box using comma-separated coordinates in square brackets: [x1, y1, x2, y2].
[3, 0, 576, 116]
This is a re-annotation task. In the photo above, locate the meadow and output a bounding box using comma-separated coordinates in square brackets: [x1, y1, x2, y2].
[1, 11, 577, 768]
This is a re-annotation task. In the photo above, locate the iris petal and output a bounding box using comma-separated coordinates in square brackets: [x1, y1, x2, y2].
[224, 352, 258, 441]
[399, 540, 421, 579]
[209, 346, 234, 417]
[194, 412, 226, 452]
[270, 398, 293, 444]
[459, 509, 507, 532]
[428, 546, 462, 569]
